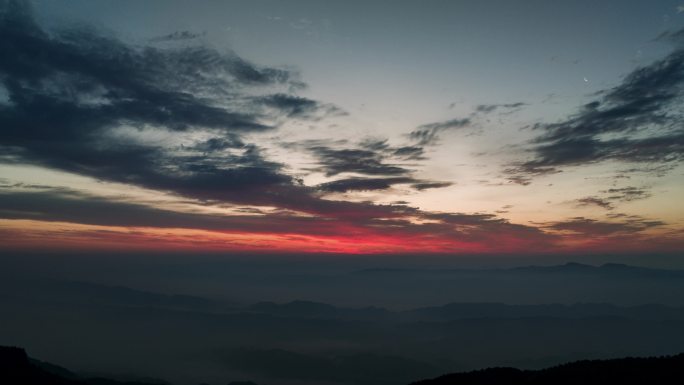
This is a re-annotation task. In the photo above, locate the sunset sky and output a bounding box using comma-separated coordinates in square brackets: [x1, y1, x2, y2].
[1, 0, 684, 255]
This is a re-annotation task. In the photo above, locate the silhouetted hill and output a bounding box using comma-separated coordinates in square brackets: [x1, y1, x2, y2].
[0, 346, 82, 385]
[225, 382, 259, 385]
[5, 344, 684, 385]
[412, 353, 684, 385]
[30, 358, 81, 381]
[216, 347, 441, 385]
[0, 346, 166, 385]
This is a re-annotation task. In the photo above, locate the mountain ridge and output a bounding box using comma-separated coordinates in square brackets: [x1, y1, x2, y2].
[4, 345, 684, 385]
[411, 353, 684, 385]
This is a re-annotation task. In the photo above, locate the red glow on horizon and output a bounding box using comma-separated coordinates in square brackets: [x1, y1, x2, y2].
[2, 218, 682, 255]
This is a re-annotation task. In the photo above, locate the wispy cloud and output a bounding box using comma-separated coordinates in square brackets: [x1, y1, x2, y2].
[543, 216, 665, 237]
[576, 197, 614, 210]
[409, 118, 471, 146]
[506, 28, 684, 184]
[474, 102, 526, 114]
[150, 30, 206, 42]
[306, 145, 411, 177]
[575, 186, 652, 211]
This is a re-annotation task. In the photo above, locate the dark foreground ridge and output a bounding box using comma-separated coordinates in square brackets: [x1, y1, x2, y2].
[412, 353, 684, 385]
[3, 345, 684, 385]
[0, 346, 162, 385]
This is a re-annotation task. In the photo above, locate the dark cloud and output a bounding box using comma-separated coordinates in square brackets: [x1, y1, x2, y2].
[602, 186, 652, 202]
[0, 187, 398, 236]
[150, 30, 206, 42]
[306, 145, 412, 177]
[502, 166, 560, 186]
[300, 138, 441, 191]
[413, 211, 551, 246]
[616, 164, 678, 178]
[317, 177, 414, 193]
[0, 184, 387, 234]
[0, 185, 558, 251]
[543, 216, 665, 237]
[392, 146, 426, 160]
[0, 0, 288, 134]
[575, 186, 651, 211]
[410, 181, 453, 191]
[410, 118, 471, 145]
[507, 29, 684, 183]
[475, 102, 526, 114]
[316, 177, 452, 193]
[416, 118, 472, 132]
[257, 93, 318, 118]
[0, 0, 348, 216]
[256, 93, 346, 119]
[358, 138, 392, 151]
[188, 136, 246, 154]
[655, 28, 684, 46]
[410, 103, 525, 149]
[283, 138, 428, 183]
[576, 197, 614, 210]
[358, 139, 427, 161]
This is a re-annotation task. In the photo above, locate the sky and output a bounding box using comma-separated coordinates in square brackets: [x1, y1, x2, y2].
[1, 0, 684, 256]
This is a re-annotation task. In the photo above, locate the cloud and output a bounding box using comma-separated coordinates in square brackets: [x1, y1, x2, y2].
[410, 181, 453, 191]
[256, 93, 346, 119]
[188, 136, 246, 153]
[655, 29, 684, 45]
[303, 138, 447, 193]
[410, 102, 526, 149]
[150, 30, 206, 42]
[543, 216, 665, 237]
[0, 0, 347, 216]
[410, 103, 525, 148]
[305, 145, 412, 177]
[475, 102, 526, 114]
[2, 184, 672, 254]
[392, 146, 426, 160]
[1, 1, 675, 254]
[299, 137, 440, 182]
[357, 139, 427, 161]
[415, 118, 472, 132]
[602, 186, 652, 202]
[502, 166, 560, 186]
[575, 186, 651, 211]
[317, 177, 415, 193]
[507, 29, 684, 183]
[0, 185, 560, 253]
[409, 118, 471, 145]
[0, 186, 410, 239]
[316, 177, 452, 193]
[576, 197, 614, 210]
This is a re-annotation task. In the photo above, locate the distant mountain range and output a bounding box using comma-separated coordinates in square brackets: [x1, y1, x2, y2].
[9, 276, 684, 321]
[245, 299, 684, 321]
[352, 262, 684, 278]
[3, 262, 684, 385]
